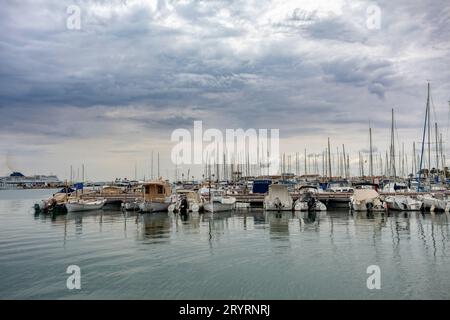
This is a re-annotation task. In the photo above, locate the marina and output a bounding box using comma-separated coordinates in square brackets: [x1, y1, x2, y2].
[2, 0, 450, 304]
[1, 189, 449, 299]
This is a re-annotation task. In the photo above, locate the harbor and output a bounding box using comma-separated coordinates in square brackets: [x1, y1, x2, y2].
[2, 0, 450, 304]
[1, 188, 449, 299]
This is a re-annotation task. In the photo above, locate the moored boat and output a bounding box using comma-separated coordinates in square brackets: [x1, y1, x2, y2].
[66, 198, 106, 212]
[139, 180, 173, 213]
[204, 190, 236, 213]
[169, 189, 204, 213]
[294, 186, 327, 211]
[383, 195, 422, 211]
[350, 185, 384, 212]
[264, 184, 293, 211]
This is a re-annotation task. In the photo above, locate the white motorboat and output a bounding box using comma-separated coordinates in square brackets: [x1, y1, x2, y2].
[382, 182, 410, 193]
[66, 198, 106, 212]
[383, 195, 422, 211]
[204, 190, 236, 213]
[168, 189, 203, 213]
[139, 180, 173, 213]
[294, 186, 327, 211]
[350, 186, 384, 212]
[122, 201, 140, 211]
[264, 184, 293, 211]
[417, 194, 450, 212]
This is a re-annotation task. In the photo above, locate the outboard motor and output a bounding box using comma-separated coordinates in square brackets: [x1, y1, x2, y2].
[366, 202, 374, 212]
[179, 197, 188, 215]
[307, 193, 316, 211]
[274, 197, 283, 211]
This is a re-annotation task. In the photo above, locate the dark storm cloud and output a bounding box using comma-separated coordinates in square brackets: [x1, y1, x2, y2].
[0, 0, 449, 141]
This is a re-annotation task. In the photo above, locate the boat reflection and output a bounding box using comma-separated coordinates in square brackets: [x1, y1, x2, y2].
[138, 212, 172, 243]
[266, 211, 292, 242]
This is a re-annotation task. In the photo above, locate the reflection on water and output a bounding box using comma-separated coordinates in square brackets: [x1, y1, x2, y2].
[139, 212, 172, 243]
[1, 189, 450, 299]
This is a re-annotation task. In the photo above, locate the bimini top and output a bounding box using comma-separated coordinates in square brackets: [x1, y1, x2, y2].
[10, 172, 25, 177]
[299, 185, 318, 190]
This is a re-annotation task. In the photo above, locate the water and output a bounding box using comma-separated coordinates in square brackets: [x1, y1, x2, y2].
[0, 189, 449, 299]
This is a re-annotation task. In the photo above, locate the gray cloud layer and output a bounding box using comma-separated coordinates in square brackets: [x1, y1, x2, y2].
[0, 0, 449, 178]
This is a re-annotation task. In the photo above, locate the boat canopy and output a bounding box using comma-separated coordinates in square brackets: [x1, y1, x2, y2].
[266, 184, 291, 201]
[352, 189, 380, 201]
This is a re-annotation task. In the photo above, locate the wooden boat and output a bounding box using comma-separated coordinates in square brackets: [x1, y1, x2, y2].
[66, 198, 106, 212]
[139, 180, 172, 213]
[34, 192, 69, 214]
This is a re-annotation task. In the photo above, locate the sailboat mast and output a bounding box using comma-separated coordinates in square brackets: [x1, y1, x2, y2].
[427, 82, 431, 175]
[151, 151, 154, 180]
[418, 83, 430, 191]
[435, 122, 439, 173]
[369, 127, 373, 180]
[390, 108, 396, 179]
[342, 144, 347, 179]
[327, 138, 332, 179]
[157, 152, 160, 178]
[304, 149, 307, 175]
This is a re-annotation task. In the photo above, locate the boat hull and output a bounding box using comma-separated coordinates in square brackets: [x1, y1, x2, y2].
[139, 201, 171, 213]
[350, 201, 384, 212]
[294, 200, 327, 211]
[384, 196, 422, 211]
[66, 200, 105, 212]
[204, 202, 234, 213]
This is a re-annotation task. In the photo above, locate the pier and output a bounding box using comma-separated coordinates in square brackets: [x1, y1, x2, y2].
[75, 190, 450, 209]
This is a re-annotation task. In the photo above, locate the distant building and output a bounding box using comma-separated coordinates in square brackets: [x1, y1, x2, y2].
[0, 172, 62, 189]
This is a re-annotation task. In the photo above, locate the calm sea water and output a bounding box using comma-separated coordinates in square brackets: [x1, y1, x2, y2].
[0, 189, 449, 299]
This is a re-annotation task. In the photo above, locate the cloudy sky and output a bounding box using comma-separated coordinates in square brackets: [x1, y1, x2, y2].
[1, 0, 449, 181]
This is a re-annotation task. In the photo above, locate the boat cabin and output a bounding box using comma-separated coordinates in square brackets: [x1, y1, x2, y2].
[142, 181, 172, 201]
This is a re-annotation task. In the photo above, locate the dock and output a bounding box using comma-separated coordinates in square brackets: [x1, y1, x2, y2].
[75, 190, 450, 209]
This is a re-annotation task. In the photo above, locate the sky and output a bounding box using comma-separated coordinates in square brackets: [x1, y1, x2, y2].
[1, 0, 450, 181]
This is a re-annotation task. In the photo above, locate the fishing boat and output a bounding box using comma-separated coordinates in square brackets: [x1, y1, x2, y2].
[66, 198, 106, 212]
[264, 184, 293, 211]
[34, 189, 74, 214]
[203, 190, 236, 213]
[383, 195, 422, 211]
[349, 184, 384, 212]
[139, 181, 173, 213]
[168, 189, 204, 213]
[294, 186, 327, 211]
